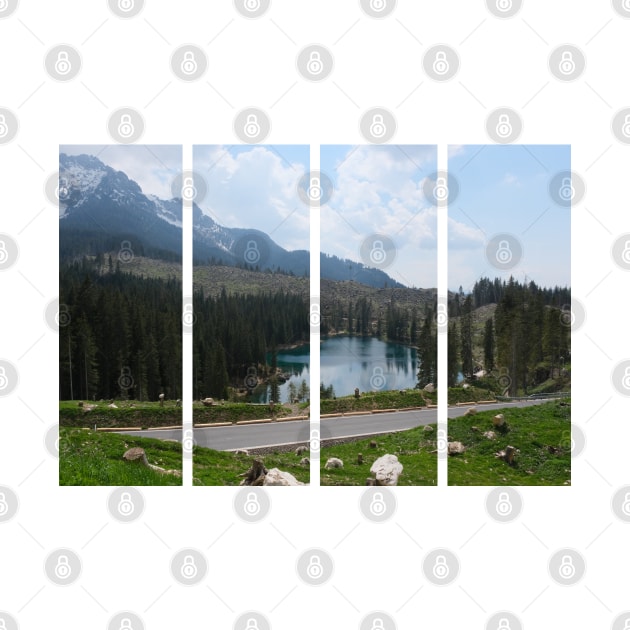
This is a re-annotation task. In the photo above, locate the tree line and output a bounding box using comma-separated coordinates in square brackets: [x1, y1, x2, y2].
[193, 288, 309, 399]
[448, 276, 570, 394]
[59, 258, 182, 401]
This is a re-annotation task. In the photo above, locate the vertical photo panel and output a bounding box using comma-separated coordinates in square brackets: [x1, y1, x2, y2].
[319, 145, 438, 486]
[59, 145, 183, 486]
[192, 145, 310, 487]
[447, 145, 571, 487]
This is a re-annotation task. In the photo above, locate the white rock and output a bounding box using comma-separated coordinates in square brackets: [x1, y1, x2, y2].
[263, 468, 304, 486]
[324, 457, 344, 469]
[370, 454, 403, 486]
[493, 413, 505, 426]
[447, 441, 466, 455]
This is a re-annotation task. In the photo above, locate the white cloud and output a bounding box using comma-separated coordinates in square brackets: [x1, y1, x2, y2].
[448, 217, 485, 249]
[502, 172, 521, 186]
[195, 145, 309, 251]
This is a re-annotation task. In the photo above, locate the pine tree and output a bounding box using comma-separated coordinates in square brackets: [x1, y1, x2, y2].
[483, 318, 495, 372]
[460, 295, 474, 380]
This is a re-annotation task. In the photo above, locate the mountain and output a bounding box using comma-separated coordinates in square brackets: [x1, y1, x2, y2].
[59, 153, 405, 288]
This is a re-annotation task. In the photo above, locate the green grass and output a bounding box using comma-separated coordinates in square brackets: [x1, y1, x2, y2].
[59, 427, 182, 486]
[320, 425, 437, 486]
[59, 400, 294, 428]
[447, 386, 496, 405]
[320, 389, 435, 415]
[192, 446, 310, 486]
[193, 401, 294, 424]
[447, 400, 571, 486]
[59, 400, 181, 428]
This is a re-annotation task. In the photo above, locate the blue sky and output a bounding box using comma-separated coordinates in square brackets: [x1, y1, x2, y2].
[320, 145, 438, 289]
[193, 145, 310, 252]
[449, 145, 571, 291]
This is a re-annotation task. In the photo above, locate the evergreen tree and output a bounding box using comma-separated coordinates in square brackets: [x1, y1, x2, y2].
[460, 295, 474, 380]
[483, 317, 495, 372]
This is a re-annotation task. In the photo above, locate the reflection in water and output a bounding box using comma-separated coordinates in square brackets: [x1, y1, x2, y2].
[250, 345, 310, 403]
[320, 336, 419, 397]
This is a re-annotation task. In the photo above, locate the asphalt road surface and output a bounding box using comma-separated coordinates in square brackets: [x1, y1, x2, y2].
[117, 398, 559, 451]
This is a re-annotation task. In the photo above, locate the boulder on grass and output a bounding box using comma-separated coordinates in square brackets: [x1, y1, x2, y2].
[201, 397, 214, 407]
[464, 407, 477, 416]
[263, 468, 304, 486]
[370, 454, 403, 486]
[123, 447, 149, 465]
[493, 413, 505, 427]
[324, 457, 343, 469]
[447, 441, 466, 455]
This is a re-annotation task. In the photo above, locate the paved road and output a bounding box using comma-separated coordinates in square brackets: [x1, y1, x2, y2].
[117, 398, 558, 451]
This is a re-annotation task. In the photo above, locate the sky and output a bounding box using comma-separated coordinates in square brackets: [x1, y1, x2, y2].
[193, 145, 310, 252]
[320, 145, 438, 289]
[60, 145, 182, 200]
[449, 144, 571, 291]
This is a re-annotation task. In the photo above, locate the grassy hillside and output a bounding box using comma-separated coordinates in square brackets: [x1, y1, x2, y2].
[194, 265, 309, 297]
[193, 446, 310, 486]
[447, 400, 571, 486]
[321, 389, 435, 415]
[320, 425, 438, 486]
[59, 427, 182, 486]
[321, 279, 436, 331]
[59, 400, 295, 428]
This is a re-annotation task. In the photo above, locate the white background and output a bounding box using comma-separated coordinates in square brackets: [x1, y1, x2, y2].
[0, 0, 629, 628]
